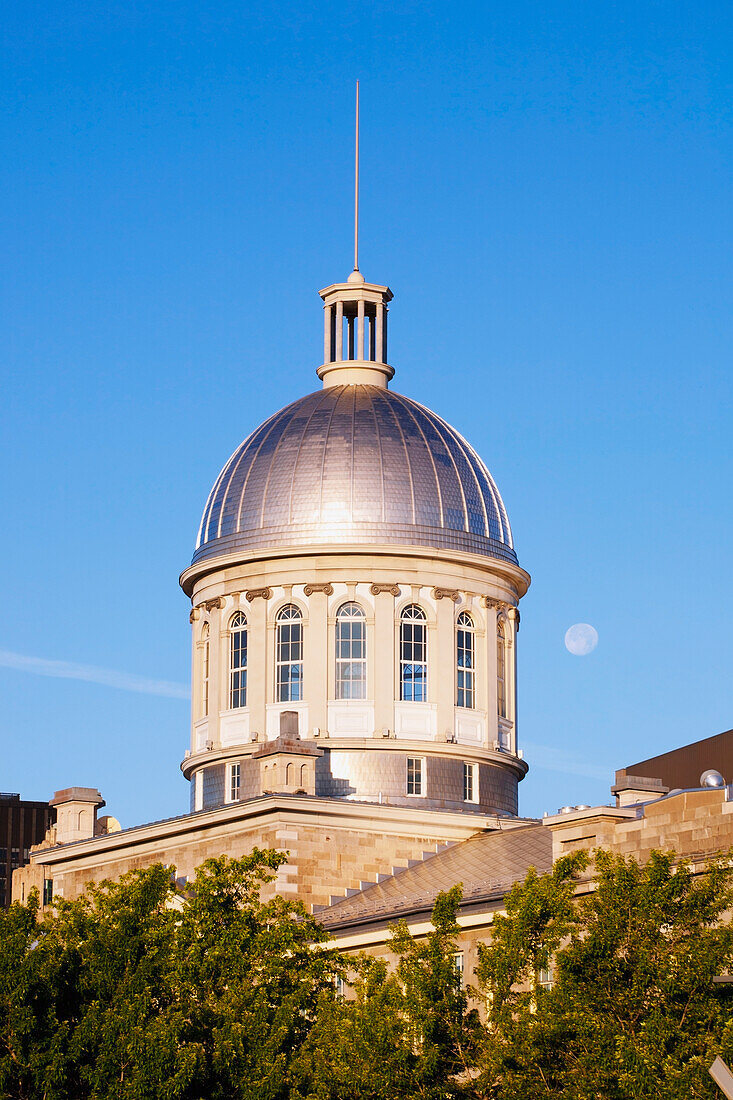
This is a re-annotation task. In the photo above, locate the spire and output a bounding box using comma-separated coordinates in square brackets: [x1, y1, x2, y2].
[317, 82, 394, 388]
[354, 79, 359, 276]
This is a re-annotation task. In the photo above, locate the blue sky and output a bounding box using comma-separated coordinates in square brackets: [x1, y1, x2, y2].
[2, 1, 732, 824]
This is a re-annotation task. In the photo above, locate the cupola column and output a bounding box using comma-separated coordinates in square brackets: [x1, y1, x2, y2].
[357, 299, 365, 361]
[335, 300, 344, 361]
[323, 304, 332, 364]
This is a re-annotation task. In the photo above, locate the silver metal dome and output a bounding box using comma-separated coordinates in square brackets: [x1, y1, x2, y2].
[193, 385, 517, 566]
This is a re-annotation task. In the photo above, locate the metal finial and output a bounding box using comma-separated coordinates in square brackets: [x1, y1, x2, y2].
[354, 80, 359, 273]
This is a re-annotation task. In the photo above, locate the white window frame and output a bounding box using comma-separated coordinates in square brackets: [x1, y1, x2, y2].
[452, 951, 464, 988]
[406, 756, 425, 796]
[276, 605, 304, 702]
[400, 605, 428, 702]
[335, 602, 367, 700]
[201, 623, 210, 718]
[229, 612, 247, 709]
[497, 621, 507, 719]
[463, 761, 479, 803]
[456, 611, 475, 709]
[226, 761, 241, 804]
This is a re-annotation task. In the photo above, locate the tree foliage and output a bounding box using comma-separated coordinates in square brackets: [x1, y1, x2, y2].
[474, 848, 733, 1099]
[0, 850, 337, 1099]
[2, 846, 733, 1099]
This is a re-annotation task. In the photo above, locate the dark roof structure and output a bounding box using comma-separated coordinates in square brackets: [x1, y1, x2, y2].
[319, 823, 550, 930]
[626, 728, 733, 792]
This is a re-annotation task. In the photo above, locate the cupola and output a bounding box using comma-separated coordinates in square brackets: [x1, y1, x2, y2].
[317, 270, 394, 388]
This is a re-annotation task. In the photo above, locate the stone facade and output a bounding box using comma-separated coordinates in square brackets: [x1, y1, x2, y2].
[13, 796, 526, 912]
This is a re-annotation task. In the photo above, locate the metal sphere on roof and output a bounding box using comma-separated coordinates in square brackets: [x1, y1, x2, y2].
[193, 384, 517, 568]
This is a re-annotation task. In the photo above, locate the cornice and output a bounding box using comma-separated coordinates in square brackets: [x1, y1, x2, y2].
[180, 738, 529, 781]
[29, 796, 526, 868]
[180, 543, 531, 600]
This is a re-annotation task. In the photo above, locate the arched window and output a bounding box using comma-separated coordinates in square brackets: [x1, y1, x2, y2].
[400, 605, 427, 702]
[456, 611, 475, 709]
[201, 622, 210, 717]
[276, 605, 303, 702]
[229, 612, 247, 709]
[286, 762, 294, 786]
[335, 602, 366, 700]
[497, 621, 507, 719]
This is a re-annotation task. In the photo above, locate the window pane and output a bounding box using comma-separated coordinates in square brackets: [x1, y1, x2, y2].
[336, 604, 366, 701]
[401, 606, 427, 702]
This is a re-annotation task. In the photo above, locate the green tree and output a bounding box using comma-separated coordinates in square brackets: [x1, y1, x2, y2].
[294, 884, 480, 1100]
[475, 848, 733, 1099]
[0, 850, 341, 1100]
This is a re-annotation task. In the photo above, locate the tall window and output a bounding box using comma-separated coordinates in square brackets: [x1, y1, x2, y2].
[400, 605, 427, 701]
[229, 612, 248, 709]
[463, 761, 478, 803]
[336, 603, 367, 699]
[276, 605, 303, 702]
[456, 611, 475, 709]
[497, 621, 507, 719]
[407, 756, 424, 796]
[201, 623, 210, 717]
[227, 762, 241, 803]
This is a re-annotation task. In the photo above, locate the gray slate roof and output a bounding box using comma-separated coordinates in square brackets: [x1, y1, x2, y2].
[320, 823, 551, 930]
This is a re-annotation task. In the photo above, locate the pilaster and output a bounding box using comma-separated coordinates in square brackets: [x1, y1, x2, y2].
[373, 587, 395, 733]
[305, 589, 328, 733]
[435, 595, 455, 738]
[246, 595, 268, 737]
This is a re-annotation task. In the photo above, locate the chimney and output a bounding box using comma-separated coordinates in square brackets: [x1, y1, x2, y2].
[50, 788, 105, 844]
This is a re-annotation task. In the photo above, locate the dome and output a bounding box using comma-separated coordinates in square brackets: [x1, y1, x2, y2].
[193, 384, 517, 567]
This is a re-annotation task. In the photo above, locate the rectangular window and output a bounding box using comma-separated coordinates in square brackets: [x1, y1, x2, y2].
[456, 616, 475, 708]
[452, 952, 464, 988]
[463, 762, 478, 803]
[194, 771, 203, 812]
[497, 629, 507, 719]
[276, 613, 304, 702]
[202, 638, 210, 717]
[229, 622, 248, 708]
[407, 757, 424, 796]
[336, 605, 367, 700]
[227, 762, 241, 803]
[537, 967, 553, 990]
[43, 879, 54, 906]
[400, 609, 428, 702]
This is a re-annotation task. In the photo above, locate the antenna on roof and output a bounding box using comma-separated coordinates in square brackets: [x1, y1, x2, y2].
[354, 79, 360, 273]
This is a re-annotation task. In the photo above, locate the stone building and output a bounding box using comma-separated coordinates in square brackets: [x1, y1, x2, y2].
[12, 256, 733, 980]
[14, 259, 538, 912]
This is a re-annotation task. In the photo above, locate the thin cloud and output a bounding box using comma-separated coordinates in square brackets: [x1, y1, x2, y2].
[0, 650, 189, 700]
[521, 740, 610, 782]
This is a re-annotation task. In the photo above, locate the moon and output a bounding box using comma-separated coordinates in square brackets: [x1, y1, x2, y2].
[565, 623, 598, 656]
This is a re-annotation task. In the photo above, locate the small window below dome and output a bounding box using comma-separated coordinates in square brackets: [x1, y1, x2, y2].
[406, 756, 425, 796]
[456, 611, 475, 709]
[229, 612, 247, 709]
[226, 762, 241, 804]
[400, 605, 427, 702]
[463, 761, 478, 803]
[335, 603, 366, 700]
[276, 605, 303, 703]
